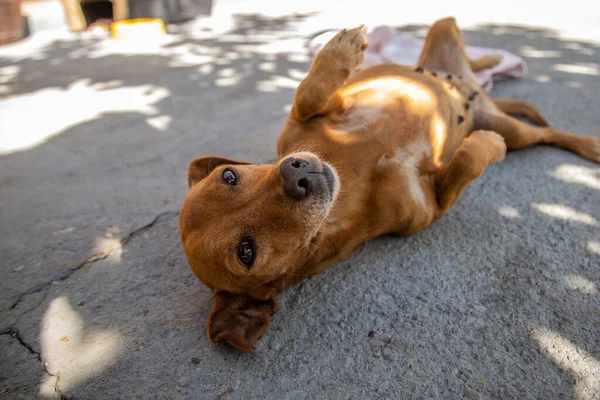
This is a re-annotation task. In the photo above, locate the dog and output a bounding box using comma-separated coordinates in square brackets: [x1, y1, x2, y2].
[179, 17, 600, 352]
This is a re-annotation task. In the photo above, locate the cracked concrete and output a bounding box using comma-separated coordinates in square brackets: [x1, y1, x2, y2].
[1, 1, 599, 399]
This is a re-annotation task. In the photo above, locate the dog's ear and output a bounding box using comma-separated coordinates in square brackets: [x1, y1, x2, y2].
[188, 156, 252, 188]
[207, 289, 278, 352]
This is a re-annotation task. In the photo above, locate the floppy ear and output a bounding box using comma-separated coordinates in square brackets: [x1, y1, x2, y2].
[188, 156, 251, 188]
[207, 290, 278, 352]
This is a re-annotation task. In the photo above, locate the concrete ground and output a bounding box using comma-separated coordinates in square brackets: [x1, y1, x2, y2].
[1, 1, 599, 399]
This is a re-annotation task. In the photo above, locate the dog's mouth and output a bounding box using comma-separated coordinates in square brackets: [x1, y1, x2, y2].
[321, 162, 339, 201]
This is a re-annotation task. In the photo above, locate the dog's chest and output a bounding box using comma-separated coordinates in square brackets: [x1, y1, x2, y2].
[341, 106, 386, 133]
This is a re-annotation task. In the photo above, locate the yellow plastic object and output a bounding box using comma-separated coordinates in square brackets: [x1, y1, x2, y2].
[110, 18, 166, 41]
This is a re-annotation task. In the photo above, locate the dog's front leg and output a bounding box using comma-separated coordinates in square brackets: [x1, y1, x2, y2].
[292, 26, 368, 121]
[434, 130, 507, 219]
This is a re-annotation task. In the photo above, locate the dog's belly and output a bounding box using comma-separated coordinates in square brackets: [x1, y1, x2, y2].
[279, 66, 474, 236]
[323, 73, 466, 235]
[336, 64, 475, 162]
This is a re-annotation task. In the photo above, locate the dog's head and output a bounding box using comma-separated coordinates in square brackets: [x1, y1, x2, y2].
[179, 151, 339, 351]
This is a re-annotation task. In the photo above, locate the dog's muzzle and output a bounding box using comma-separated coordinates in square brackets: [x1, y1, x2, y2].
[279, 156, 336, 200]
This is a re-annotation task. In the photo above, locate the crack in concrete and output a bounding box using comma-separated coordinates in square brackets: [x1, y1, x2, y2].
[8, 210, 179, 312]
[5, 329, 38, 357]
[2, 287, 51, 335]
[0, 385, 33, 396]
[2, 329, 64, 398]
[2, 210, 179, 399]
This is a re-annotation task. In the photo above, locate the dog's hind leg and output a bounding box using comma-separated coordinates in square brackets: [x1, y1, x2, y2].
[434, 130, 507, 219]
[417, 17, 480, 81]
[468, 54, 503, 72]
[492, 99, 549, 126]
[417, 17, 504, 80]
[478, 110, 600, 163]
[291, 26, 368, 121]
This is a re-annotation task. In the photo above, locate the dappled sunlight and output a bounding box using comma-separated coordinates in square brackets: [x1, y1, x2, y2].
[234, 38, 306, 55]
[563, 274, 598, 294]
[0, 65, 21, 95]
[520, 45, 562, 58]
[215, 74, 243, 87]
[552, 63, 599, 76]
[565, 81, 584, 88]
[534, 74, 552, 83]
[259, 61, 277, 72]
[0, 79, 169, 155]
[288, 68, 308, 81]
[287, 53, 311, 63]
[562, 42, 595, 56]
[532, 203, 598, 226]
[68, 35, 183, 59]
[257, 75, 303, 92]
[39, 297, 121, 397]
[553, 164, 600, 190]
[169, 51, 217, 68]
[0, 29, 79, 63]
[145, 115, 172, 132]
[587, 241, 600, 255]
[498, 206, 520, 219]
[531, 327, 600, 399]
[94, 226, 123, 263]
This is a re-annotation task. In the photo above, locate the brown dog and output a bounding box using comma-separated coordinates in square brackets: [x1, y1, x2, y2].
[179, 17, 600, 352]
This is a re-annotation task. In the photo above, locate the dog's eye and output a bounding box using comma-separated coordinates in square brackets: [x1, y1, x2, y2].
[222, 169, 237, 185]
[237, 238, 255, 268]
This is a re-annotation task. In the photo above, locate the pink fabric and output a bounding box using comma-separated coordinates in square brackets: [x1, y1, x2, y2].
[307, 26, 528, 92]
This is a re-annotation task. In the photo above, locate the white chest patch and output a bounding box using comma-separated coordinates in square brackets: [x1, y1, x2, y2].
[378, 139, 431, 208]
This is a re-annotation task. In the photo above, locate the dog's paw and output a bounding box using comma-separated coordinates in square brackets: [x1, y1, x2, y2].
[573, 135, 600, 164]
[322, 25, 368, 72]
[490, 52, 504, 66]
[468, 130, 507, 164]
[334, 25, 369, 50]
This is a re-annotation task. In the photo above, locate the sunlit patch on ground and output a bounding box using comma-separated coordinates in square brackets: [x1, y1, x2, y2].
[563, 274, 598, 294]
[39, 297, 121, 397]
[0, 79, 169, 155]
[520, 45, 562, 58]
[532, 203, 598, 226]
[587, 241, 600, 255]
[498, 206, 520, 219]
[145, 115, 172, 132]
[0, 65, 21, 95]
[534, 74, 552, 82]
[94, 226, 124, 263]
[552, 63, 599, 76]
[257, 75, 302, 92]
[552, 164, 600, 190]
[531, 327, 600, 400]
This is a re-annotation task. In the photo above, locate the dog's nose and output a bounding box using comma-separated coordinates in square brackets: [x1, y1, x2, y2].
[280, 157, 314, 199]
